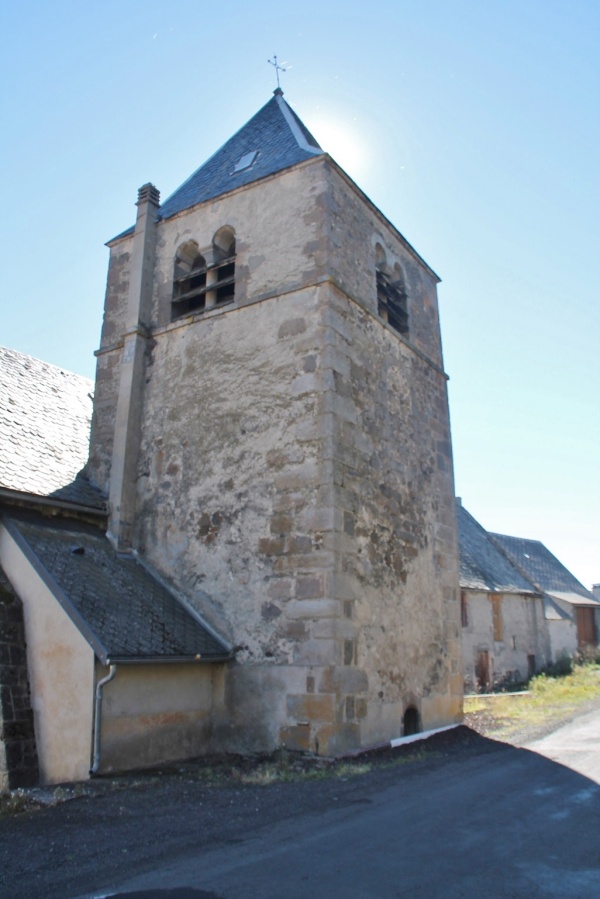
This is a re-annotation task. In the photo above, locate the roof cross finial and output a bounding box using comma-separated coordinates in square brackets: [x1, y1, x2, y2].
[268, 55, 287, 91]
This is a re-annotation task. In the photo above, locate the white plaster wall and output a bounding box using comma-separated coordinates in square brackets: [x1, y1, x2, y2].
[0, 523, 95, 784]
[98, 662, 219, 773]
[547, 608, 578, 661]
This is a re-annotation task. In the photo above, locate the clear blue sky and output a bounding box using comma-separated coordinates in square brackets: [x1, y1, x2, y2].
[2, 1, 598, 587]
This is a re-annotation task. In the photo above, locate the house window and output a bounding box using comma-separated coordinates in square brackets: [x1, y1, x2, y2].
[171, 228, 236, 322]
[491, 593, 503, 642]
[376, 246, 409, 337]
[461, 591, 468, 628]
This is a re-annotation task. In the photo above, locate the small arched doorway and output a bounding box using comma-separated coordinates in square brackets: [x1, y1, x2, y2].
[403, 706, 420, 737]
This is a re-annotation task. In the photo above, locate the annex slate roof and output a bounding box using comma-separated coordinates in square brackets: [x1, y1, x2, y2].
[542, 594, 572, 621]
[489, 532, 597, 605]
[0, 346, 104, 509]
[457, 504, 538, 594]
[6, 515, 230, 663]
[112, 90, 323, 240]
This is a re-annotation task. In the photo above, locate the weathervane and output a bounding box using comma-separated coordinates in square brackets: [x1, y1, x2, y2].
[268, 55, 287, 90]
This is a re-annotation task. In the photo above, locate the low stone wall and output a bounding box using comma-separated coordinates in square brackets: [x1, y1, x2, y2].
[0, 571, 38, 789]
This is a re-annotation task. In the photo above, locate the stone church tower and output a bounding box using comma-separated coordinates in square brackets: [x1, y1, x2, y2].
[87, 89, 462, 756]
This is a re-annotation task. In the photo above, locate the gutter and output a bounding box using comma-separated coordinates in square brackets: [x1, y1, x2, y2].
[90, 664, 117, 776]
[104, 654, 233, 665]
[0, 487, 107, 519]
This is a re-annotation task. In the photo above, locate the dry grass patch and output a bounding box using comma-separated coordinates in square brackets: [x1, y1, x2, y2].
[236, 758, 373, 786]
[465, 663, 600, 740]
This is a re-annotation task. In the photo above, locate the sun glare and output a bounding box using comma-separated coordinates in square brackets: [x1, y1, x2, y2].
[309, 117, 370, 181]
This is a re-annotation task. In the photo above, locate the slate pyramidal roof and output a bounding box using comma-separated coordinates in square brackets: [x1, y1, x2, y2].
[113, 90, 323, 241]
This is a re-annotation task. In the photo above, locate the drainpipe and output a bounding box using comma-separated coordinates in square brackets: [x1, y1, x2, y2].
[90, 664, 117, 776]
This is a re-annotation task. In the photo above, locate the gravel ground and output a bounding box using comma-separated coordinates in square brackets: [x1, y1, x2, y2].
[3, 699, 600, 899]
[0, 726, 501, 899]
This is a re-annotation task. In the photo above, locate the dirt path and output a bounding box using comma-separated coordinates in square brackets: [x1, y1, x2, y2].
[465, 693, 600, 746]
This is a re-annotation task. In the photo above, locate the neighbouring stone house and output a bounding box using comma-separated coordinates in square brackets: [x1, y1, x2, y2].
[491, 530, 599, 663]
[457, 501, 599, 691]
[1, 90, 462, 785]
[457, 503, 550, 690]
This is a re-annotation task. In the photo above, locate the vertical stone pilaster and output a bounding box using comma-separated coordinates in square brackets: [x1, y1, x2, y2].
[108, 184, 160, 550]
[202, 246, 219, 310]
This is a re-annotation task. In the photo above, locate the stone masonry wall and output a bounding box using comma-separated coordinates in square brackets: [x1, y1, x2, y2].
[325, 287, 462, 745]
[87, 159, 329, 498]
[133, 286, 338, 752]
[461, 590, 551, 690]
[149, 160, 330, 327]
[322, 162, 444, 368]
[86, 154, 462, 756]
[0, 570, 38, 790]
[87, 245, 131, 494]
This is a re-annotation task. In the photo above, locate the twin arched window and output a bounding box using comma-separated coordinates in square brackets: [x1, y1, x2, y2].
[171, 227, 236, 321]
[375, 245, 409, 337]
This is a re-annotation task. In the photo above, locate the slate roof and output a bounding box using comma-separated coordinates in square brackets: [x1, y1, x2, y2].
[489, 532, 596, 605]
[6, 515, 230, 663]
[0, 346, 105, 509]
[457, 504, 538, 594]
[457, 501, 597, 616]
[112, 90, 323, 240]
[543, 594, 572, 621]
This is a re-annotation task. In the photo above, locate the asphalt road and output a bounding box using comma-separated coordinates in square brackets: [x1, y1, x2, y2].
[528, 707, 600, 785]
[2, 715, 598, 899]
[90, 713, 600, 899]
